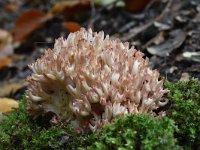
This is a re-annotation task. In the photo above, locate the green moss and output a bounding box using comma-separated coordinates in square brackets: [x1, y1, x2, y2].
[165, 79, 200, 148]
[0, 99, 181, 150]
[0, 98, 31, 149]
[0, 98, 88, 150]
[1, 79, 200, 150]
[83, 114, 181, 150]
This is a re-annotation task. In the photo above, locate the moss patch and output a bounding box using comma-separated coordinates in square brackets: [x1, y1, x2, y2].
[165, 79, 200, 148]
[0, 99, 88, 150]
[1, 79, 200, 150]
[82, 114, 181, 150]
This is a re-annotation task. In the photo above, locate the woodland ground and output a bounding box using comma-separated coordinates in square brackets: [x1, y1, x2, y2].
[0, 0, 199, 102]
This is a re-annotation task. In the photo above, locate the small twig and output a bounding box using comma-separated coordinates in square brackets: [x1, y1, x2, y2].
[118, 21, 136, 33]
[121, 21, 153, 41]
[156, 0, 173, 20]
[143, 0, 157, 12]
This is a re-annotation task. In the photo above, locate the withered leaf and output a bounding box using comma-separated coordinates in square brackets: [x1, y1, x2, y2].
[63, 22, 81, 33]
[92, 0, 117, 6]
[124, 0, 150, 12]
[0, 98, 19, 113]
[4, 2, 19, 12]
[0, 29, 14, 69]
[49, 0, 90, 20]
[12, 9, 52, 42]
[0, 57, 12, 69]
[147, 29, 186, 57]
[0, 80, 27, 97]
[0, 29, 13, 58]
[183, 52, 200, 62]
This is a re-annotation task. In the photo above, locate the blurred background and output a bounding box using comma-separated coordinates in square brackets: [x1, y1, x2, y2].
[0, 0, 200, 109]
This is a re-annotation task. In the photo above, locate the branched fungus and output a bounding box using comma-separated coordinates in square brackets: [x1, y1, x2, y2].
[26, 28, 169, 131]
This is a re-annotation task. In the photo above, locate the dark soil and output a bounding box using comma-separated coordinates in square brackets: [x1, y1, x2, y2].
[0, 0, 200, 100]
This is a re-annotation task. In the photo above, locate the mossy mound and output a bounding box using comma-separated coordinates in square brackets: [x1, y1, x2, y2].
[1, 79, 200, 150]
[165, 79, 200, 148]
[83, 114, 181, 150]
[0, 99, 88, 150]
[0, 99, 180, 150]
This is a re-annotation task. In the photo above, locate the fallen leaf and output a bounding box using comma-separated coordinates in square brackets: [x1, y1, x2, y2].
[143, 32, 165, 48]
[0, 29, 13, 58]
[0, 80, 27, 97]
[4, 2, 19, 12]
[182, 52, 200, 62]
[154, 21, 172, 30]
[49, 0, 90, 20]
[92, 0, 117, 6]
[180, 72, 190, 81]
[147, 29, 186, 57]
[63, 22, 81, 32]
[0, 29, 14, 69]
[124, 0, 150, 12]
[0, 57, 12, 69]
[50, 1, 79, 14]
[12, 9, 52, 42]
[0, 98, 19, 113]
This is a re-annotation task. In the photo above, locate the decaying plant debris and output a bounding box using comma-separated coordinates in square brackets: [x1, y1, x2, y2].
[0, 0, 200, 99]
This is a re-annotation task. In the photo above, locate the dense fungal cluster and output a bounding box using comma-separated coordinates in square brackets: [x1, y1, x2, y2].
[26, 28, 169, 131]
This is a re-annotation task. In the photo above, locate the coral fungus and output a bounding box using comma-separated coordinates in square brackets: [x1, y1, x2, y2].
[26, 28, 169, 131]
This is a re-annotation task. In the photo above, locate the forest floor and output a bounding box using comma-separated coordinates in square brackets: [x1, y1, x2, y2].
[0, 0, 200, 101]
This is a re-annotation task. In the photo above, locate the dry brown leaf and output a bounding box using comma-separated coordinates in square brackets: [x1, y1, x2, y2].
[0, 29, 13, 57]
[92, 0, 117, 6]
[0, 57, 12, 69]
[0, 29, 12, 43]
[0, 29, 14, 69]
[0, 98, 19, 113]
[180, 72, 190, 81]
[50, 1, 79, 14]
[49, 0, 90, 19]
[0, 80, 27, 97]
[124, 0, 150, 12]
[147, 29, 186, 57]
[63, 22, 81, 32]
[12, 9, 52, 42]
[4, 2, 19, 12]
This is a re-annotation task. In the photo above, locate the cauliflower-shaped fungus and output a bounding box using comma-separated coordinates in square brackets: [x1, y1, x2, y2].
[26, 28, 169, 131]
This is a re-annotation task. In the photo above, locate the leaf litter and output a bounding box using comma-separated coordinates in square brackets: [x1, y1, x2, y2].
[0, 0, 199, 108]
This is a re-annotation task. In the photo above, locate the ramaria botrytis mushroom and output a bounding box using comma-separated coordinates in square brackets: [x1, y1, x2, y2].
[26, 28, 169, 131]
